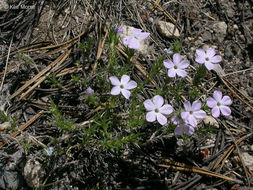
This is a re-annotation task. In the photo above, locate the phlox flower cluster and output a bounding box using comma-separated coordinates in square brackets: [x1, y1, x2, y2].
[120, 27, 150, 50]
[109, 26, 232, 137]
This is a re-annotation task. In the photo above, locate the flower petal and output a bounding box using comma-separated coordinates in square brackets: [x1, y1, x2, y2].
[192, 100, 202, 111]
[121, 75, 130, 85]
[207, 97, 217, 108]
[210, 55, 222, 63]
[159, 104, 173, 115]
[123, 36, 133, 46]
[204, 62, 214, 70]
[221, 96, 232, 105]
[181, 111, 189, 120]
[173, 53, 181, 64]
[109, 76, 120, 86]
[193, 110, 206, 119]
[157, 113, 167, 125]
[163, 59, 174, 69]
[132, 28, 150, 40]
[206, 48, 216, 58]
[146, 111, 156, 122]
[125, 80, 137, 90]
[178, 60, 190, 69]
[183, 101, 192, 112]
[213, 90, 222, 102]
[195, 56, 205, 64]
[144, 99, 155, 111]
[185, 125, 195, 136]
[176, 69, 187, 78]
[168, 68, 176, 77]
[121, 89, 131, 99]
[212, 107, 220, 118]
[220, 106, 231, 116]
[128, 38, 140, 49]
[171, 116, 180, 125]
[111, 86, 121, 95]
[174, 125, 183, 136]
[196, 49, 205, 57]
[187, 115, 198, 127]
[153, 95, 164, 108]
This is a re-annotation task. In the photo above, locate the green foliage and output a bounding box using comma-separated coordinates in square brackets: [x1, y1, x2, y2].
[71, 74, 81, 84]
[198, 125, 218, 134]
[193, 64, 207, 86]
[171, 40, 182, 53]
[168, 80, 184, 101]
[0, 112, 9, 122]
[79, 37, 94, 66]
[46, 74, 62, 89]
[49, 101, 74, 132]
[18, 53, 33, 66]
[150, 56, 165, 77]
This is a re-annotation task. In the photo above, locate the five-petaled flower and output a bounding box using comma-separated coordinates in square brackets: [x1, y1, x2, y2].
[123, 28, 150, 50]
[144, 95, 173, 125]
[163, 53, 190, 78]
[207, 90, 232, 118]
[171, 116, 195, 136]
[181, 100, 206, 127]
[195, 48, 222, 70]
[109, 75, 137, 99]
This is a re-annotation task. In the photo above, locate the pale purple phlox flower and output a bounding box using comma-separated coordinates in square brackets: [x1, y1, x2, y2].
[195, 48, 222, 70]
[181, 100, 206, 127]
[123, 28, 150, 50]
[144, 95, 173, 125]
[109, 75, 137, 99]
[172, 116, 195, 136]
[163, 53, 190, 78]
[207, 90, 232, 118]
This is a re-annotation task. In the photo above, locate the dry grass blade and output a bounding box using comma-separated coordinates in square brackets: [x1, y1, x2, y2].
[92, 25, 109, 74]
[0, 35, 13, 91]
[0, 110, 44, 148]
[18, 49, 72, 100]
[56, 66, 82, 78]
[213, 65, 253, 109]
[213, 134, 249, 170]
[151, 0, 176, 24]
[158, 159, 243, 184]
[151, 0, 161, 11]
[10, 50, 68, 100]
[23, 24, 93, 53]
[221, 122, 250, 185]
[116, 44, 157, 86]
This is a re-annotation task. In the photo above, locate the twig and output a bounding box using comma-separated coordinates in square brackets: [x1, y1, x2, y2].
[0, 35, 13, 91]
[0, 110, 44, 148]
[91, 24, 109, 74]
[158, 160, 242, 184]
[221, 122, 250, 185]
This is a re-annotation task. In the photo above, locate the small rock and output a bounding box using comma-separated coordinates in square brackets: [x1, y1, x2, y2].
[0, 0, 9, 12]
[156, 21, 180, 38]
[0, 164, 23, 189]
[202, 31, 212, 42]
[212, 21, 227, 43]
[241, 152, 253, 171]
[0, 121, 11, 131]
[203, 116, 219, 128]
[23, 159, 45, 188]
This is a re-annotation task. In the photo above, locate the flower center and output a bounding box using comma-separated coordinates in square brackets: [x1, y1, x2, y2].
[205, 57, 209, 61]
[154, 108, 159, 113]
[174, 65, 178, 69]
[189, 111, 193, 115]
[217, 102, 221, 107]
[120, 84, 124, 89]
